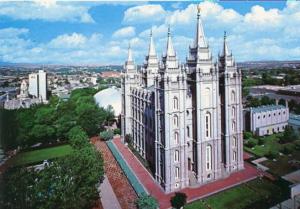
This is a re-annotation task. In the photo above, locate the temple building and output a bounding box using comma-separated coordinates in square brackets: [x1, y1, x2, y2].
[121, 7, 244, 193]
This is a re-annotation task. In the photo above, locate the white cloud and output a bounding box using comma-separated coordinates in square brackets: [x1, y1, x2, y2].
[244, 5, 282, 27]
[123, 4, 166, 23]
[0, 1, 95, 23]
[112, 26, 136, 38]
[49, 33, 87, 48]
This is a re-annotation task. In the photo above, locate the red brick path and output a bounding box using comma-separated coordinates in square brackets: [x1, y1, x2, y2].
[113, 137, 260, 209]
[92, 137, 137, 209]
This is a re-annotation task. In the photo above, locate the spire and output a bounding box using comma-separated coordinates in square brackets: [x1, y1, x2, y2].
[221, 31, 229, 57]
[166, 26, 176, 57]
[194, 4, 207, 48]
[148, 29, 156, 56]
[125, 43, 135, 72]
[127, 43, 133, 62]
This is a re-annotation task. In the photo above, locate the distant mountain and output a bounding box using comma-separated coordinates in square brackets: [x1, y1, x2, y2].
[237, 60, 300, 70]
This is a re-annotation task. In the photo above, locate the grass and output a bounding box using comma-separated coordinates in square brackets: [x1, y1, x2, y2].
[12, 144, 73, 166]
[185, 178, 288, 209]
[244, 134, 282, 157]
[261, 150, 300, 176]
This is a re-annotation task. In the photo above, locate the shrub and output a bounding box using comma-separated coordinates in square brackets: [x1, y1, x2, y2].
[294, 140, 300, 150]
[170, 192, 187, 209]
[99, 130, 114, 141]
[246, 138, 258, 148]
[265, 150, 278, 159]
[113, 128, 121, 135]
[258, 138, 265, 145]
[135, 193, 158, 209]
[244, 132, 253, 140]
[281, 143, 295, 154]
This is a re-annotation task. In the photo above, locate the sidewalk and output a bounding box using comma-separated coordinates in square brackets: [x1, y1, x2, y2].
[112, 137, 260, 209]
[99, 175, 122, 209]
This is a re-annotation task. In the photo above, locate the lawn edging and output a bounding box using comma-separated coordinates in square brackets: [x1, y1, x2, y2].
[106, 140, 147, 196]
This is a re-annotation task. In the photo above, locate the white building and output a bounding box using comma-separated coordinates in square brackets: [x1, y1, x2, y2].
[28, 73, 39, 98]
[28, 70, 48, 101]
[121, 7, 244, 193]
[244, 105, 289, 136]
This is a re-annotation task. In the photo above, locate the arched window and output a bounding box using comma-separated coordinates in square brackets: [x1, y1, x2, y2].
[232, 106, 236, 118]
[203, 87, 211, 107]
[174, 150, 179, 162]
[205, 112, 211, 138]
[173, 97, 179, 110]
[174, 132, 179, 144]
[233, 137, 237, 147]
[187, 126, 190, 137]
[175, 167, 180, 179]
[232, 121, 236, 132]
[206, 145, 212, 171]
[173, 115, 179, 127]
[231, 90, 236, 103]
[233, 151, 237, 161]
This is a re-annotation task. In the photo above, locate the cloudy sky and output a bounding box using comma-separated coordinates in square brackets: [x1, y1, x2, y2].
[0, 0, 299, 65]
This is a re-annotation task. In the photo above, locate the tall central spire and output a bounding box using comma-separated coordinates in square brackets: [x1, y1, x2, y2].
[148, 29, 156, 57]
[220, 31, 229, 57]
[166, 26, 175, 57]
[194, 4, 207, 48]
[127, 43, 133, 62]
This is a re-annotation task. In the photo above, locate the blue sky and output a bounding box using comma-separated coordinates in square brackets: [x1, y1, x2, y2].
[0, 0, 299, 64]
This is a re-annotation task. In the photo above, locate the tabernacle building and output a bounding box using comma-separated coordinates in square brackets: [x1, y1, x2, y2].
[121, 7, 244, 192]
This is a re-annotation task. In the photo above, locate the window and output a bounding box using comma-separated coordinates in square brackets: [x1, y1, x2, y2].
[233, 137, 237, 147]
[233, 151, 237, 161]
[205, 112, 211, 138]
[187, 126, 190, 137]
[174, 150, 179, 162]
[173, 115, 179, 127]
[173, 97, 179, 110]
[174, 132, 179, 144]
[258, 116, 260, 119]
[232, 107, 236, 118]
[232, 121, 236, 131]
[231, 90, 236, 103]
[206, 145, 212, 171]
[175, 167, 180, 179]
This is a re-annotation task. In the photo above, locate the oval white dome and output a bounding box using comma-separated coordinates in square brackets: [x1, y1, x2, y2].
[94, 86, 122, 116]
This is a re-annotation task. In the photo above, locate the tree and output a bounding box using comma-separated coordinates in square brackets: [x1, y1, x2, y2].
[170, 192, 187, 209]
[280, 126, 299, 144]
[135, 193, 158, 209]
[99, 130, 114, 141]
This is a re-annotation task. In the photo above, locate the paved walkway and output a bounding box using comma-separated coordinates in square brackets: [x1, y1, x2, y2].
[113, 137, 260, 209]
[99, 175, 122, 209]
[92, 137, 137, 209]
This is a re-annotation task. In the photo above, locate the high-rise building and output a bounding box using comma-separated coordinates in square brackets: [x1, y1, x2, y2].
[28, 70, 48, 101]
[28, 73, 39, 98]
[121, 7, 244, 193]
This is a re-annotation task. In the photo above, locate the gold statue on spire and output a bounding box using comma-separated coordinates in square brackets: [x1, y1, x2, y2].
[197, 4, 201, 14]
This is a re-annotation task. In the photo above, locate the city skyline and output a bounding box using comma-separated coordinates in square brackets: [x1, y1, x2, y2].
[0, 0, 299, 64]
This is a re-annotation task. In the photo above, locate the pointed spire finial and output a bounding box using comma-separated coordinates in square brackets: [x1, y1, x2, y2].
[197, 4, 201, 15]
[127, 42, 133, 62]
[224, 31, 227, 39]
[166, 25, 175, 57]
[148, 28, 156, 57]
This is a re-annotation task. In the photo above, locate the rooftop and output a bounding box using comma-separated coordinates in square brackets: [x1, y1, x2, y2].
[251, 105, 287, 113]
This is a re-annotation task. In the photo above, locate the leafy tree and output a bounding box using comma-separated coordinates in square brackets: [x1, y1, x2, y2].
[99, 130, 114, 141]
[260, 96, 275, 106]
[135, 193, 158, 209]
[281, 143, 295, 154]
[170, 192, 187, 209]
[246, 138, 258, 148]
[280, 126, 299, 144]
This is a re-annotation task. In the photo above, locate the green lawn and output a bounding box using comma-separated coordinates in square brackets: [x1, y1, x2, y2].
[12, 144, 73, 166]
[244, 134, 282, 157]
[261, 150, 300, 176]
[185, 178, 288, 209]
